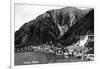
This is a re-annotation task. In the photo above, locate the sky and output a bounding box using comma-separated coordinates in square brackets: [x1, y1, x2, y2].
[15, 4, 89, 31]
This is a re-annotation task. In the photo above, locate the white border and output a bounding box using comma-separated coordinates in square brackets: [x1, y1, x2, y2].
[10, 0, 96, 69]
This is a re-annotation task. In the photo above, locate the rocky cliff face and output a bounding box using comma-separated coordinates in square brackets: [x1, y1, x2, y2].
[15, 7, 94, 48]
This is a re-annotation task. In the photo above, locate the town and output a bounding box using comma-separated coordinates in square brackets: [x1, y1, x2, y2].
[15, 35, 94, 62]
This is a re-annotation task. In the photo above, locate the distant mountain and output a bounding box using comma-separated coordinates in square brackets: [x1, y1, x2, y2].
[15, 7, 94, 48]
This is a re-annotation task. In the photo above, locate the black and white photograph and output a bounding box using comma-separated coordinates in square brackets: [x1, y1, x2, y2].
[14, 3, 94, 66]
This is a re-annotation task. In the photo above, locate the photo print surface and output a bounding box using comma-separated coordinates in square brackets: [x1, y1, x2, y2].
[14, 3, 94, 65]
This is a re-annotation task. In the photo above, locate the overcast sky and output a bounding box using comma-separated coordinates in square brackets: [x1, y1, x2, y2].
[15, 4, 89, 31]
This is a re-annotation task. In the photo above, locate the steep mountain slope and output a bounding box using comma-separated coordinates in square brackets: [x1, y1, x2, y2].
[15, 7, 93, 48]
[59, 9, 94, 46]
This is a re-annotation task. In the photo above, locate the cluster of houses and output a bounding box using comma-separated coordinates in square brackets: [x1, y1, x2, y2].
[15, 46, 34, 53]
[15, 35, 94, 61]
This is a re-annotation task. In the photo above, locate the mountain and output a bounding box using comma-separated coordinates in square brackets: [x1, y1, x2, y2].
[59, 8, 94, 46]
[15, 7, 94, 48]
